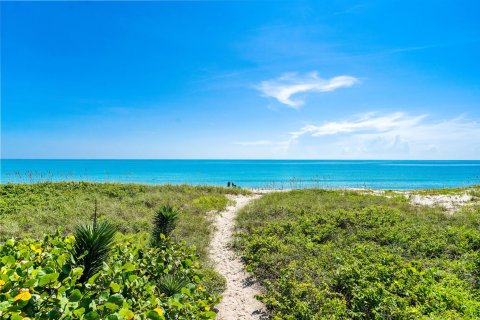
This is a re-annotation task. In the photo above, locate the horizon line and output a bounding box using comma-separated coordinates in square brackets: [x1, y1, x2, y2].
[2, 158, 480, 161]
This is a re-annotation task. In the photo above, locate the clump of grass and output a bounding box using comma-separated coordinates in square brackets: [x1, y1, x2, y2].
[192, 195, 233, 211]
[157, 274, 189, 296]
[413, 184, 480, 196]
[468, 186, 480, 198]
[150, 205, 179, 246]
[201, 267, 227, 296]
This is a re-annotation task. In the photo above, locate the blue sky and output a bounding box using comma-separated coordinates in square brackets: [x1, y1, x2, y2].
[2, 0, 480, 159]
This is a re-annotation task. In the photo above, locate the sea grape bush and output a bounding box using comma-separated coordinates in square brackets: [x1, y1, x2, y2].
[236, 189, 480, 319]
[0, 231, 219, 319]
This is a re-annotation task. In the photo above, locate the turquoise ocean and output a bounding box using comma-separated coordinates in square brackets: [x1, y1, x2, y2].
[1, 159, 480, 190]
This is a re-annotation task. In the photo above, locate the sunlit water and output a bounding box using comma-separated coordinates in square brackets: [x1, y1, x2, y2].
[1, 159, 480, 190]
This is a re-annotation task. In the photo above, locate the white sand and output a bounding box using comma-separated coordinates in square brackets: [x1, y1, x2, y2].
[403, 192, 476, 213]
[351, 188, 478, 213]
[210, 194, 268, 320]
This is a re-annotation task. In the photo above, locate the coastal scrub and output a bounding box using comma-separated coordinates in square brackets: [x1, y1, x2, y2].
[235, 189, 480, 319]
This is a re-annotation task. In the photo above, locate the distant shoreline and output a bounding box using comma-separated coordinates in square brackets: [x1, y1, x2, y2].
[3, 159, 480, 190]
[1, 180, 479, 192]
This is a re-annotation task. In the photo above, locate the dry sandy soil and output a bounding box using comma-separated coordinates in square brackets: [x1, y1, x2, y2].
[209, 194, 268, 320]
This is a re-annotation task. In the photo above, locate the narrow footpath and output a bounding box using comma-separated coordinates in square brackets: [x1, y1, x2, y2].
[209, 194, 268, 320]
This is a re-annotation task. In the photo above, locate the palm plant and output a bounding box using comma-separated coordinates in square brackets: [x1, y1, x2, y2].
[71, 220, 117, 283]
[150, 205, 179, 246]
[157, 274, 189, 296]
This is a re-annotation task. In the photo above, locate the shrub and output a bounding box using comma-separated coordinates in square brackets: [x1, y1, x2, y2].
[0, 232, 219, 319]
[236, 190, 480, 319]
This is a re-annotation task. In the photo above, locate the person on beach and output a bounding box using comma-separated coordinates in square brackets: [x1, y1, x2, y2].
[227, 181, 231, 187]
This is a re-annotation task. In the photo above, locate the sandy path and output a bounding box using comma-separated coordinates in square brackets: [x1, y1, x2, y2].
[210, 194, 268, 320]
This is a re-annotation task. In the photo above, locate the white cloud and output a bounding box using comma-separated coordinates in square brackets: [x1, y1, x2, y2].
[293, 113, 480, 158]
[239, 113, 480, 159]
[257, 71, 358, 108]
[290, 112, 427, 138]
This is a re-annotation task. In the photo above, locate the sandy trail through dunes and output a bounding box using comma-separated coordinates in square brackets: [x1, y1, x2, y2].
[210, 194, 268, 320]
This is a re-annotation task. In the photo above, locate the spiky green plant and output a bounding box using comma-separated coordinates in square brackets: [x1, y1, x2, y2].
[157, 274, 189, 296]
[150, 205, 179, 246]
[71, 221, 117, 283]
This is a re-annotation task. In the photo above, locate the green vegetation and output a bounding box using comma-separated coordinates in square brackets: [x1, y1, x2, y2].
[0, 182, 248, 319]
[156, 274, 190, 297]
[150, 205, 180, 246]
[235, 189, 480, 319]
[411, 184, 480, 197]
[0, 182, 249, 260]
[0, 232, 218, 319]
[71, 220, 117, 284]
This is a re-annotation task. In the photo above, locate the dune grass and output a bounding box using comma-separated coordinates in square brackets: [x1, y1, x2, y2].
[235, 189, 480, 319]
[409, 184, 480, 196]
[0, 182, 249, 261]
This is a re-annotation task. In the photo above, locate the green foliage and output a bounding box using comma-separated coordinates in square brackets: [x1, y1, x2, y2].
[0, 182, 233, 318]
[192, 195, 233, 212]
[201, 268, 227, 297]
[71, 221, 117, 283]
[0, 231, 220, 319]
[413, 184, 480, 196]
[150, 206, 179, 246]
[467, 186, 480, 198]
[0, 182, 249, 261]
[157, 274, 189, 296]
[236, 189, 480, 319]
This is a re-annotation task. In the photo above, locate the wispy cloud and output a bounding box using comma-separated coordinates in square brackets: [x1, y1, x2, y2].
[257, 71, 358, 108]
[290, 112, 427, 138]
[238, 113, 480, 159]
[291, 113, 480, 158]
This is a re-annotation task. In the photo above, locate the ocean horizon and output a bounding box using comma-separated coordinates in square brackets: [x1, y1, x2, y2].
[2, 159, 479, 190]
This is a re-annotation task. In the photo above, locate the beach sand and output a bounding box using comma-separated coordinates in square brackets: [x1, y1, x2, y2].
[209, 193, 268, 320]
